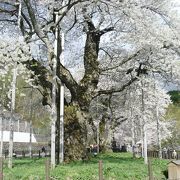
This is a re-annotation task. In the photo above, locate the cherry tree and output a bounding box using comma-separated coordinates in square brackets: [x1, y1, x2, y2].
[120, 77, 171, 162]
[0, 0, 180, 165]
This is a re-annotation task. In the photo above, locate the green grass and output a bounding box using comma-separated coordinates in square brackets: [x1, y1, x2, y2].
[3, 153, 169, 180]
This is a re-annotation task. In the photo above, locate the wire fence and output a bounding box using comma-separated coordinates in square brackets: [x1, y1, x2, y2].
[2, 119, 50, 135]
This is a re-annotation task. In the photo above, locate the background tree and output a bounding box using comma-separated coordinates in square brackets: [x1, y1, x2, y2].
[164, 91, 180, 148]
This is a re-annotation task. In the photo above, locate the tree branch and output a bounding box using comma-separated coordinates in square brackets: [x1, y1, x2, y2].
[100, 49, 143, 72]
[23, 0, 53, 54]
[54, 0, 89, 28]
[98, 27, 114, 36]
[141, 5, 172, 27]
[58, 62, 79, 98]
[95, 77, 137, 97]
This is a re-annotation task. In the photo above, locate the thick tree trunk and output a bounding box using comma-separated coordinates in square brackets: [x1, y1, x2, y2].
[55, 103, 89, 163]
[64, 104, 89, 162]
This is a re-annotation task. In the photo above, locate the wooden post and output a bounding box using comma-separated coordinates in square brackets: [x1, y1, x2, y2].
[22, 150, 25, 158]
[148, 158, 153, 180]
[99, 160, 103, 180]
[0, 157, 3, 180]
[177, 152, 179, 160]
[45, 159, 50, 180]
[168, 151, 170, 159]
[4, 151, 7, 159]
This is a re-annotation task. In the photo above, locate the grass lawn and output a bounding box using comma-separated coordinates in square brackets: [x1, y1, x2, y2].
[3, 152, 169, 180]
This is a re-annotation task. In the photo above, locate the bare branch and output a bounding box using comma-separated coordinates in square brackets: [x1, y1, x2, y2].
[58, 62, 79, 98]
[99, 47, 113, 60]
[98, 26, 114, 36]
[54, 0, 89, 27]
[95, 77, 137, 97]
[0, 19, 16, 23]
[141, 5, 172, 27]
[23, 0, 53, 52]
[66, 7, 77, 33]
[101, 49, 143, 72]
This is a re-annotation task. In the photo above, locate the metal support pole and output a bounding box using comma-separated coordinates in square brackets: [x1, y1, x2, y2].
[141, 82, 148, 164]
[0, 117, 3, 158]
[51, 11, 58, 169]
[29, 88, 33, 158]
[96, 97, 99, 154]
[155, 88, 162, 159]
[8, 62, 17, 169]
[8, 0, 21, 169]
[60, 32, 64, 164]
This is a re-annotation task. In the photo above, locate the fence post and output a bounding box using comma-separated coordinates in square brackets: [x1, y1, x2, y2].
[99, 160, 103, 180]
[148, 158, 153, 180]
[168, 151, 170, 159]
[178, 152, 179, 160]
[22, 151, 25, 158]
[45, 159, 50, 180]
[0, 157, 3, 180]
